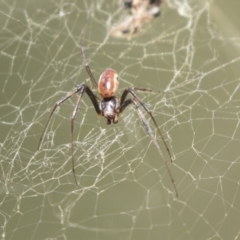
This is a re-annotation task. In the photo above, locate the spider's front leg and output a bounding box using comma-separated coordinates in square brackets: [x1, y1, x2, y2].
[118, 88, 178, 197]
[120, 87, 173, 162]
[70, 84, 101, 185]
[37, 85, 87, 151]
[132, 99, 178, 197]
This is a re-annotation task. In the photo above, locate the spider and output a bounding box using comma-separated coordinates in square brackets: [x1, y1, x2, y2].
[38, 47, 178, 197]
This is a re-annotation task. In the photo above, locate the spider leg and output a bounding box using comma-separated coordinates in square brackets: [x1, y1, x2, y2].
[37, 88, 83, 151]
[70, 88, 85, 185]
[132, 99, 178, 197]
[118, 98, 133, 112]
[38, 83, 101, 185]
[133, 87, 162, 94]
[70, 84, 101, 185]
[120, 88, 173, 162]
[120, 98, 178, 197]
[80, 47, 98, 89]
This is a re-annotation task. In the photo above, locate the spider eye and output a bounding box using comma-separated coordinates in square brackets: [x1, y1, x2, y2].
[98, 68, 119, 98]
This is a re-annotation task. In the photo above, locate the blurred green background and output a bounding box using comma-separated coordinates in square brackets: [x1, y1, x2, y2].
[0, 0, 240, 239]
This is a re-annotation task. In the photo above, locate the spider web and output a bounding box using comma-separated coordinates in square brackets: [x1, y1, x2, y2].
[1, 0, 240, 239]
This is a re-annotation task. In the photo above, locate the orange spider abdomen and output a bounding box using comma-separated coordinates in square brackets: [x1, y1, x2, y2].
[98, 68, 119, 98]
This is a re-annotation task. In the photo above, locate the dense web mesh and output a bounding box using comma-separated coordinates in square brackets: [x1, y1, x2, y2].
[1, 0, 240, 239]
